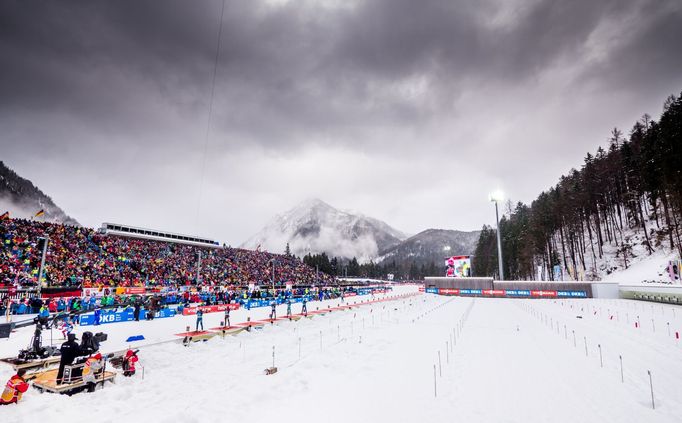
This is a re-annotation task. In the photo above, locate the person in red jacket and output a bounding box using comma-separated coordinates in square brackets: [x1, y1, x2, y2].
[123, 349, 139, 377]
[1, 369, 29, 405]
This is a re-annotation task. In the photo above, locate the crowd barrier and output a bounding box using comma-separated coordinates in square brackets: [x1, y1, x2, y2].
[181, 303, 240, 316]
[80, 307, 177, 326]
[425, 287, 587, 298]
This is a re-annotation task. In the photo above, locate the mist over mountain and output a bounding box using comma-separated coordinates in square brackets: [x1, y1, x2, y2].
[241, 199, 408, 262]
[0, 161, 79, 225]
[242, 199, 479, 269]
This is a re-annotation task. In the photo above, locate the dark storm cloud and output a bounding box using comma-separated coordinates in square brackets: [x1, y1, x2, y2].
[0, 0, 681, 243]
[1, 0, 679, 147]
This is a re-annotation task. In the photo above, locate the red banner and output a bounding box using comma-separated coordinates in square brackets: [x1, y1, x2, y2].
[439, 288, 459, 295]
[530, 290, 557, 297]
[182, 303, 240, 316]
[343, 292, 358, 297]
[125, 287, 146, 295]
[482, 290, 505, 296]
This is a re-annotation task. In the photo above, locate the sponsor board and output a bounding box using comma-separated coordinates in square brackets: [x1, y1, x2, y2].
[182, 303, 240, 316]
[427, 289, 587, 298]
[505, 290, 532, 297]
[530, 290, 558, 297]
[482, 290, 505, 296]
[80, 307, 176, 326]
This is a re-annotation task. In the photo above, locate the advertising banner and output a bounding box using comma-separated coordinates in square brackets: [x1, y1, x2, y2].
[505, 290, 531, 297]
[557, 291, 587, 298]
[80, 307, 176, 326]
[531, 290, 558, 297]
[482, 290, 505, 296]
[82, 288, 104, 298]
[181, 303, 241, 316]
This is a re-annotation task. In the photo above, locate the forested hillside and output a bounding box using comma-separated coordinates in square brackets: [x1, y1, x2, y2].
[474, 92, 682, 281]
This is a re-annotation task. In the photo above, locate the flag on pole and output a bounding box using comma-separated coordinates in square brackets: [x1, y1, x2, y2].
[0, 211, 9, 220]
[34, 209, 45, 218]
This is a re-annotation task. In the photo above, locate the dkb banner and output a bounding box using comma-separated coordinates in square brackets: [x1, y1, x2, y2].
[80, 307, 176, 326]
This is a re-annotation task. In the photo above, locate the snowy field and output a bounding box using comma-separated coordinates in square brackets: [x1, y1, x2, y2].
[2, 285, 682, 422]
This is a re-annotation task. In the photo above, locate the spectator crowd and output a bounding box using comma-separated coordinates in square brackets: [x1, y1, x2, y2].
[1, 218, 335, 289]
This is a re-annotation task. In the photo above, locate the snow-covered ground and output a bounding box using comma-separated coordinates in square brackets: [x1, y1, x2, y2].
[2, 286, 682, 422]
[601, 249, 679, 284]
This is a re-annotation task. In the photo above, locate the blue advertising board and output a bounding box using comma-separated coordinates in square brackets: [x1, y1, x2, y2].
[239, 296, 316, 310]
[80, 307, 176, 326]
[557, 290, 587, 298]
[505, 290, 531, 297]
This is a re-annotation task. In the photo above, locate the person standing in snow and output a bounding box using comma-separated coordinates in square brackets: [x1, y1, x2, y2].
[195, 308, 204, 332]
[82, 352, 103, 392]
[57, 333, 81, 384]
[270, 301, 277, 321]
[301, 297, 308, 316]
[94, 306, 101, 326]
[133, 299, 141, 321]
[37, 304, 50, 328]
[224, 307, 230, 327]
[0, 369, 29, 405]
[286, 299, 292, 318]
[122, 349, 139, 377]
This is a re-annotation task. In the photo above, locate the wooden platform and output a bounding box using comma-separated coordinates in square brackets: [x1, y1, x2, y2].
[0, 356, 60, 371]
[31, 368, 116, 394]
[175, 330, 218, 344]
[209, 326, 249, 336]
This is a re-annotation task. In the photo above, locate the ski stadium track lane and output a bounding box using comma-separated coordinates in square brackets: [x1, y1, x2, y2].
[439, 297, 674, 423]
[521, 298, 682, 417]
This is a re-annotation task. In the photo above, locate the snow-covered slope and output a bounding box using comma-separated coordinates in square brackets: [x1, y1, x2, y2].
[552, 210, 680, 284]
[241, 199, 408, 261]
[0, 160, 79, 225]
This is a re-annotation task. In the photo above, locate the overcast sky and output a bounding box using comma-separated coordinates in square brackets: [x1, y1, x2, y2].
[1, 0, 681, 245]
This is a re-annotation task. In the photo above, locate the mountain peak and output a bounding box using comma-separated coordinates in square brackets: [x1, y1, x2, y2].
[241, 200, 407, 261]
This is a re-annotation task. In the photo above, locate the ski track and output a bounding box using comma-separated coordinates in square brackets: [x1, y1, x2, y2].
[2, 288, 681, 422]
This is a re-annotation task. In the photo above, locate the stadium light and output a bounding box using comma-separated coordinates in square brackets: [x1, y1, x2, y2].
[489, 190, 505, 281]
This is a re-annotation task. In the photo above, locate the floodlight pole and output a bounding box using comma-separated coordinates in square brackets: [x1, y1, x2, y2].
[196, 250, 202, 285]
[37, 236, 49, 297]
[271, 259, 276, 291]
[493, 200, 504, 281]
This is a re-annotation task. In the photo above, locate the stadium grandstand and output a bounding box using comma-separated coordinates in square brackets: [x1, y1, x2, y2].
[99, 222, 219, 247]
[0, 218, 335, 289]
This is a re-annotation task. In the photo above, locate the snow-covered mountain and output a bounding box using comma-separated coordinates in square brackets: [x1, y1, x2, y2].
[241, 199, 409, 262]
[379, 229, 480, 266]
[0, 160, 79, 225]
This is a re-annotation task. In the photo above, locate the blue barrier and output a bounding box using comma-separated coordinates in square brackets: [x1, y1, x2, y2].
[80, 307, 176, 326]
[558, 290, 587, 298]
[506, 290, 532, 296]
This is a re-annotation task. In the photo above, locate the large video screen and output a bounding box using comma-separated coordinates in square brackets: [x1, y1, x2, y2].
[445, 255, 471, 277]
